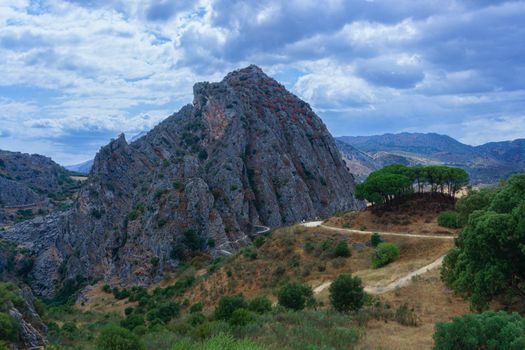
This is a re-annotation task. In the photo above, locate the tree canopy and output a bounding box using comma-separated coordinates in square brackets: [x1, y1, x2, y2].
[441, 173, 525, 310]
[356, 165, 469, 206]
[433, 311, 525, 350]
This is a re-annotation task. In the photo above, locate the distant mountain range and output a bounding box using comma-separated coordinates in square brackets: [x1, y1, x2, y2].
[65, 159, 93, 174]
[337, 132, 525, 184]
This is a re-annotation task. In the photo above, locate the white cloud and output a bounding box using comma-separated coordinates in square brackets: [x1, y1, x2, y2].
[0, 0, 524, 163]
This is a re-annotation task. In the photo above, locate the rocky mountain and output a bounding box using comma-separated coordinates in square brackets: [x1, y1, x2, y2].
[0, 150, 81, 227]
[1, 65, 360, 298]
[337, 133, 525, 184]
[64, 132, 148, 175]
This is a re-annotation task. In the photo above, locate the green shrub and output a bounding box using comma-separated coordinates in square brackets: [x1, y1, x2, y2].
[120, 314, 145, 330]
[96, 325, 144, 350]
[370, 232, 382, 247]
[0, 283, 24, 308]
[303, 241, 315, 253]
[102, 284, 112, 294]
[372, 243, 399, 268]
[214, 295, 248, 321]
[248, 295, 272, 314]
[171, 333, 265, 350]
[190, 302, 203, 314]
[253, 236, 266, 248]
[157, 218, 168, 228]
[0, 312, 19, 342]
[437, 211, 459, 228]
[433, 311, 525, 350]
[128, 210, 138, 221]
[329, 274, 364, 312]
[278, 283, 314, 311]
[334, 241, 351, 257]
[148, 301, 180, 323]
[241, 248, 257, 260]
[229, 308, 254, 326]
[188, 312, 206, 327]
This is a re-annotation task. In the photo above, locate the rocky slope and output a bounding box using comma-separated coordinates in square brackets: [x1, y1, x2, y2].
[337, 133, 525, 184]
[0, 150, 81, 227]
[1, 65, 360, 298]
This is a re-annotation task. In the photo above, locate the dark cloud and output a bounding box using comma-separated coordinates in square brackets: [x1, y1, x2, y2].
[1, 0, 524, 163]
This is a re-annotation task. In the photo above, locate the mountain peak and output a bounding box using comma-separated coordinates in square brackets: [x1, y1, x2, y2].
[2, 66, 360, 297]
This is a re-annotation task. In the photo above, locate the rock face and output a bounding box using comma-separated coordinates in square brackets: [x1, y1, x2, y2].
[0, 150, 80, 226]
[1, 65, 360, 297]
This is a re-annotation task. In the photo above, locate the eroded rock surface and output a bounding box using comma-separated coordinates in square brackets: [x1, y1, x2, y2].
[1, 65, 360, 297]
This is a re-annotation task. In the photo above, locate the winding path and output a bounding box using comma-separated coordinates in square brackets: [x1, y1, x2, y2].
[216, 224, 271, 256]
[301, 221, 454, 295]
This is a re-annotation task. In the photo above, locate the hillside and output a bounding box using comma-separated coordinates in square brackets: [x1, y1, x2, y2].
[0, 65, 360, 299]
[337, 133, 525, 184]
[0, 150, 81, 227]
[31, 195, 466, 350]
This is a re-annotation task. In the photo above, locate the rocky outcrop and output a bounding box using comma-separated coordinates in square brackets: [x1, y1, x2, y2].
[0, 150, 81, 227]
[1, 65, 360, 297]
[7, 287, 48, 349]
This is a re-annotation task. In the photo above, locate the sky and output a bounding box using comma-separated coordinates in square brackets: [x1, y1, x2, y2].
[0, 0, 524, 165]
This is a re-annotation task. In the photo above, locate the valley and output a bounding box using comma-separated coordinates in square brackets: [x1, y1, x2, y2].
[0, 67, 523, 350]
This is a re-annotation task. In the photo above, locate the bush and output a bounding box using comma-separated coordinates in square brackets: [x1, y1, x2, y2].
[437, 211, 459, 228]
[370, 232, 382, 247]
[172, 334, 266, 350]
[229, 308, 254, 326]
[329, 274, 364, 312]
[433, 311, 525, 350]
[214, 295, 248, 321]
[334, 241, 351, 257]
[248, 295, 272, 314]
[394, 303, 419, 326]
[278, 283, 313, 311]
[120, 314, 145, 330]
[253, 235, 266, 248]
[189, 302, 203, 314]
[96, 325, 144, 350]
[148, 301, 180, 323]
[128, 210, 138, 221]
[0, 312, 19, 342]
[372, 243, 399, 268]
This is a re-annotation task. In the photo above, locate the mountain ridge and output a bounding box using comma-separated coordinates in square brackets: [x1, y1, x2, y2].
[337, 132, 525, 184]
[1, 65, 360, 297]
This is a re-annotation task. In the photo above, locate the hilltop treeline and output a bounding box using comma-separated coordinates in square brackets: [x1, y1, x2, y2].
[356, 164, 469, 206]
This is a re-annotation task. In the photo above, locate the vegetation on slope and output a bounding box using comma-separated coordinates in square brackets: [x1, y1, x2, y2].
[441, 173, 525, 310]
[356, 164, 469, 206]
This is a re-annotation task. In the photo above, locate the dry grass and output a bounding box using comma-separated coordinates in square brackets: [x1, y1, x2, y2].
[76, 283, 137, 316]
[325, 194, 460, 236]
[181, 224, 454, 310]
[359, 269, 471, 350]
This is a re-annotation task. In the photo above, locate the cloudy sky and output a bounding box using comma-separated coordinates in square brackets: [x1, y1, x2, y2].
[1, 0, 524, 165]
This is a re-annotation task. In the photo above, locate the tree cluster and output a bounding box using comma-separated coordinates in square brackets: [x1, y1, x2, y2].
[356, 164, 469, 206]
[441, 173, 525, 310]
